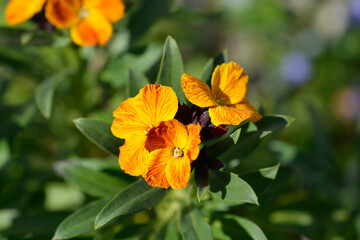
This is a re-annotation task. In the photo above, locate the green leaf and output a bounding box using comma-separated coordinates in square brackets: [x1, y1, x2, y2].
[200, 50, 228, 86]
[153, 219, 180, 240]
[179, 206, 214, 240]
[53, 199, 109, 240]
[73, 118, 123, 156]
[155, 36, 185, 103]
[59, 163, 133, 198]
[209, 171, 258, 205]
[35, 68, 73, 118]
[0, 139, 10, 169]
[95, 180, 167, 229]
[219, 115, 294, 162]
[224, 215, 268, 240]
[207, 128, 241, 157]
[241, 164, 280, 195]
[126, 67, 150, 98]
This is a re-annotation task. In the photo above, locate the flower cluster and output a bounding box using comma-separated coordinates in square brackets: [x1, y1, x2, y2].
[111, 61, 261, 189]
[5, 0, 125, 46]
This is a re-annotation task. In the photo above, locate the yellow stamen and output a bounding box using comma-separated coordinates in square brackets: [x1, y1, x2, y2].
[173, 147, 184, 158]
[78, 7, 89, 20]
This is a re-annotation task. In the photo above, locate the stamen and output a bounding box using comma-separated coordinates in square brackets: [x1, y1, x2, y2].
[215, 97, 225, 106]
[173, 147, 184, 158]
[78, 7, 89, 20]
[144, 124, 153, 134]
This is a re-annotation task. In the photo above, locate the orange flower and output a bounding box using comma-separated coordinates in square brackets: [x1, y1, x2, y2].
[145, 119, 201, 189]
[45, 0, 125, 46]
[5, 0, 46, 26]
[181, 61, 262, 126]
[111, 84, 178, 177]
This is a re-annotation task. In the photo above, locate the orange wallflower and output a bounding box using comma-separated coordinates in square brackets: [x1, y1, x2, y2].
[181, 61, 262, 126]
[111, 85, 178, 177]
[145, 119, 201, 189]
[5, 0, 46, 26]
[45, 0, 125, 46]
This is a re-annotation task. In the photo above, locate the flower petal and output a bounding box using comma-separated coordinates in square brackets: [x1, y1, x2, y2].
[145, 147, 173, 189]
[166, 154, 191, 189]
[211, 61, 248, 105]
[185, 123, 201, 161]
[70, 10, 112, 46]
[45, 0, 80, 28]
[118, 134, 150, 176]
[6, 0, 46, 26]
[83, 0, 125, 23]
[136, 85, 179, 128]
[209, 105, 252, 126]
[181, 73, 217, 108]
[111, 97, 148, 139]
[232, 99, 262, 122]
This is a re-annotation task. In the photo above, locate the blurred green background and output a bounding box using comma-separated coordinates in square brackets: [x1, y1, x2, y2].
[0, 0, 360, 239]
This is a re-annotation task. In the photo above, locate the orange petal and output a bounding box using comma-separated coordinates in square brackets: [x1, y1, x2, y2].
[70, 10, 112, 46]
[209, 105, 252, 126]
[211, 61, 248, 105]
[83, 0, 125, 23]
[111, 97, 149, 139]
[166, 154, 191, 189]
[185, 123, 201, 161]
[181, 73, 217, 108]
[232, 99, 262, 122]
[136, 85, 179, 128]
[118, 134, 150, 176]
[5, 0, 46, 26]
[45, 0, 80, 28]
[145, 147, 173, 189]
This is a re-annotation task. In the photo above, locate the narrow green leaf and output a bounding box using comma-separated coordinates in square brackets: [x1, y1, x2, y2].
[0, 139, 10, 169]
[60, 164, 133, 198]
[207, 128, 241, 157]
[126, 67, 150, 98]
[224, 215, 268, 240]
[209, 171, 258, 205]
[241, 164, 280, 195]
[53, 199, 109, 240]
[179, 206, 213, 240]
[95, 180, 167, 229]
[73, 118, 123, 156]
[35, 68, 73, 118]
[155, 36, 185, 103]
[153, 219, 180, 240]
[200, 50, 228, 86]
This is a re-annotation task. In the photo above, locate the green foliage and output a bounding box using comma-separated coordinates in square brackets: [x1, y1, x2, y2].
[179, 206, 214, 240]
[95, 180, 167, 229]
[156, 36, 186, 103]
[74, 118, 123, 156]
[53, 199, 110, 240]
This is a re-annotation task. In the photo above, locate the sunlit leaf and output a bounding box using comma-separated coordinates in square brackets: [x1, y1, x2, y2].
[241, 164, 280, 195]
[224, 215, 268, 240]
[73, 118, 123, 156]
[156, 36, 185, 103]
[35, 68, 74, 118]
[53, 199, 109, 240]
[209, 171, 258, 205]
[179, 206, 213, 240]
[95, 180, 167, 229]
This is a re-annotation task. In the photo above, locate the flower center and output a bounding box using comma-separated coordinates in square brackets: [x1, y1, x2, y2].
[215, 97, 225, 106]
[173, 147, 184, 158]
[78, 7, 89, 20]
